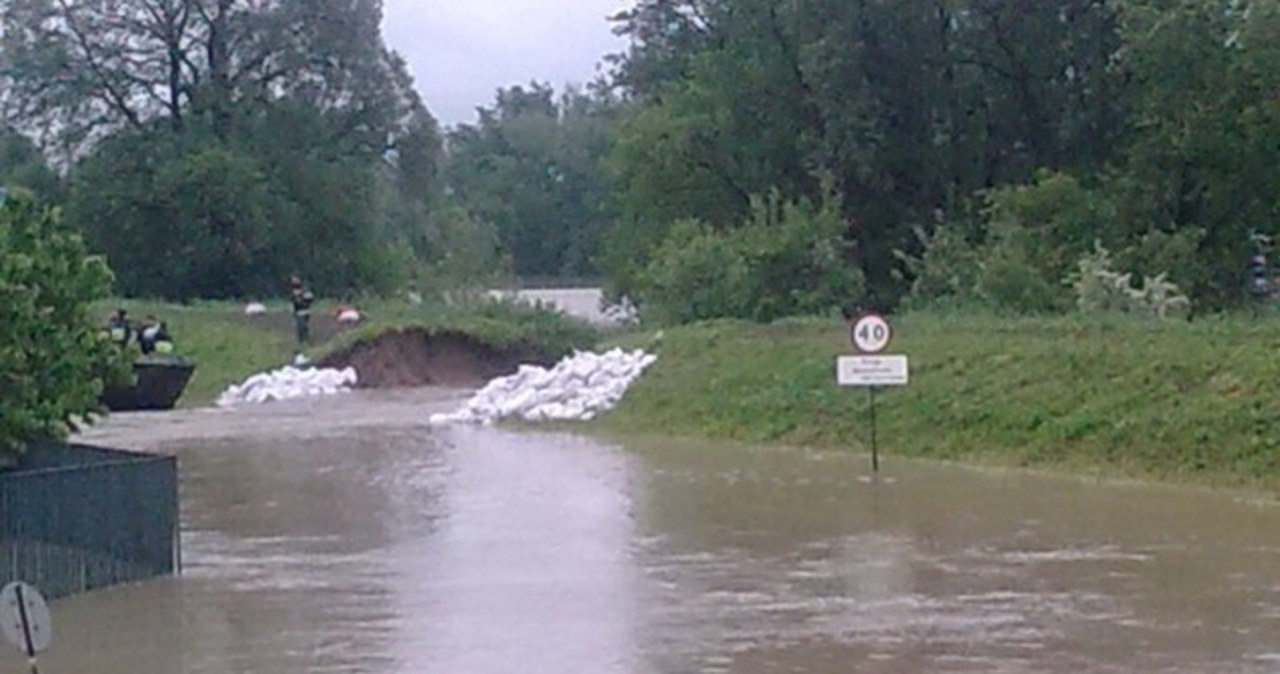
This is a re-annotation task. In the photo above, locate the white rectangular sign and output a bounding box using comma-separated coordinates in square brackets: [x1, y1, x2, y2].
[837, 355, 909, 386]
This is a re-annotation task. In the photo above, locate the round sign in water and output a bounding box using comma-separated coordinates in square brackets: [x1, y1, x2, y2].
[0, 582, 52, 655]
[851, 313, 892, 353]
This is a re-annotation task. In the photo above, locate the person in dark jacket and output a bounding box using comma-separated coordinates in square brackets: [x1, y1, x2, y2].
[290, 276, 315, 347]
[106, 308, 132, 347]
[138, 315, 174, 355]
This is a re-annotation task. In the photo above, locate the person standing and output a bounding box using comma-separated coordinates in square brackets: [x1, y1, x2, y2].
[290, 275, 315, 348]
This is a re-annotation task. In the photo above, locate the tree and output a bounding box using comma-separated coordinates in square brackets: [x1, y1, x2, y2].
[0, 0, 432, 156]
[0, 128, 63, 203]
[603, 0, 1129, 308]
[444, 83, 619, 279]
[0, 193, 117, 455]
[1, 0, 445, 299]
[1111, 0, 1280, 306]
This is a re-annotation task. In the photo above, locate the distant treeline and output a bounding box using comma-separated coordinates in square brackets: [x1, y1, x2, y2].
[2, 0, 1277, 319]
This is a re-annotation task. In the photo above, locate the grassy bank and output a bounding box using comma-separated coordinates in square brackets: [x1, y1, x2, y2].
[95, 297, 598, 406]
[96, 296, 1280, 489]
[598, 313, 1280, 490]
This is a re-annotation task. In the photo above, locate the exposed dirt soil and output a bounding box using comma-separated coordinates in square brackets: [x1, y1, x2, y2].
[317, 328, 560, 389]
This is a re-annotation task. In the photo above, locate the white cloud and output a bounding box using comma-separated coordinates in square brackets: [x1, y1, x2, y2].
[382, 0, 631, 127]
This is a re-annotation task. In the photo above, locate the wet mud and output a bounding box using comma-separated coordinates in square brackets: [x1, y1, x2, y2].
[18, 391, 1280, 673]
[318, 329, 558, 389]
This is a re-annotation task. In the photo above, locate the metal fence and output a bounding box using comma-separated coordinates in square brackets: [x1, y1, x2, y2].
[0, 442, 178, 599]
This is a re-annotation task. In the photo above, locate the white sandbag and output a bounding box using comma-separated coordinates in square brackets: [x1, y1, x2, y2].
[429, 348, 657, 426]
[217, 364, 360, 407]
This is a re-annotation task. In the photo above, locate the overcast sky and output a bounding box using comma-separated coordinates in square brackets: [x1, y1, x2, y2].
[381, 0, 631, 128]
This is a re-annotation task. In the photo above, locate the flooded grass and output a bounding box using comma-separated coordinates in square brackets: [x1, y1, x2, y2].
[598, 312, 1280, 491]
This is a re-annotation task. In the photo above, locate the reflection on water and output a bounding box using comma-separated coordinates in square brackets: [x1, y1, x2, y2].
[10, 391, 1280, 672]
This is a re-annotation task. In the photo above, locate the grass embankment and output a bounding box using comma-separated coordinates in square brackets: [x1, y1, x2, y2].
[598, 313, 1280, 490]
[317, 297, 599, 362]
[95, 297, 598, 406]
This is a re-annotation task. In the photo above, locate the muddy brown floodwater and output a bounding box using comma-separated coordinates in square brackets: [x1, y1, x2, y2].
[6, 388, 1280, 672]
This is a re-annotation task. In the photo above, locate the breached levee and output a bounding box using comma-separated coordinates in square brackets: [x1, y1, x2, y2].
[215, 325, 657, 420]
[317, 327, 562, 389]
[429, 348, 658, 425]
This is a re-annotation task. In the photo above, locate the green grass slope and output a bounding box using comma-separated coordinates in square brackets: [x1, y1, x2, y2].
[600, 314, 1280, 489]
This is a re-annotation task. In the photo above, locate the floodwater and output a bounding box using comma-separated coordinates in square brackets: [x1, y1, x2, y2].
[9, 388, 1280, 672]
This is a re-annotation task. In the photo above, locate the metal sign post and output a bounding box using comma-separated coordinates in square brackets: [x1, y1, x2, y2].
[838, 313, 909, 473]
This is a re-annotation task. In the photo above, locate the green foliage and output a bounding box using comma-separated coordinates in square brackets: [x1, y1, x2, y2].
[635, 218, 754, 324]
[3, 0, 445, 302]
[981, 172, 1122, 288]
[634, 191, 862, 324]
[1072, 242, 1191, 319]
[606, 0, 1128, 304]
[0, 130, 62, 203]
[413, 204, 510, 298]
[977, 226, 1067, 315]
[894, 224, 984, 309]
[0, 195, 116, 454]
[1115, 227, 1207, 300]
[444, 84, 618, 279]
[598, 0, 1280, 311]
[66, 109, 430, 300]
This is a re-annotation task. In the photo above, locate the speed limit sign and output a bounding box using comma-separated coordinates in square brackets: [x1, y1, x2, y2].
[851, 313, 892, 353]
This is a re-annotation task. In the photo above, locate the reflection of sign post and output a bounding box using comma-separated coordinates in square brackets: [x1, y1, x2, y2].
[1, 581, 51, 674]
[840, 314, 909, 473]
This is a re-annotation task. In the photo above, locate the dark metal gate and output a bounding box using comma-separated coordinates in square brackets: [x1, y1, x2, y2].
[0, 442, 178, 599]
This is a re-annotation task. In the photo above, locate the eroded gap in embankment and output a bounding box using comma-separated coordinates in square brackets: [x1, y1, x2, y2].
[317, 327, 559, 389]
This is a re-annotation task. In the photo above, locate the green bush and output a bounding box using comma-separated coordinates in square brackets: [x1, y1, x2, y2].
[894, 223, 984, 309]
[635, 192, 863, 324]
[635, 218, 753, 324]
[977, 222, 1070, 314]
[0, 194, 118, 455]
[1072, 241, 1191, 319]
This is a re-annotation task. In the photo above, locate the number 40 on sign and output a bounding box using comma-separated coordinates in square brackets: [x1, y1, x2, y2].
[837, 313, 909, 474]
[839, 313, 908, 386]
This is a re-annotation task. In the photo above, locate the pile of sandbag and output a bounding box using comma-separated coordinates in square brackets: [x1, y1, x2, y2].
[217, 366, 358, 407]
[429, 348, 657, 425]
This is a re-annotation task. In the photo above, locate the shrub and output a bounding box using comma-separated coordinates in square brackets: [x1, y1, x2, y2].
[1072, 241, 1191, 318]
[977, 225, 1066, 314]
[0, 194, 118, 455]
[982, 171, 1121, 287]
[635, 218, 753, 324]
[634, 191, 863, 324]
[894, 223, 984, 309]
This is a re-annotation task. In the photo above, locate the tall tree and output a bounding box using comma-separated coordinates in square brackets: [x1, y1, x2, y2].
[445, 83, 619, 278]
[0, 0, 445, 299]
[603, 0, 1128, 306]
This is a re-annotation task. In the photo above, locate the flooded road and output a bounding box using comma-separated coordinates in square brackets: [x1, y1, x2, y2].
[9, 389, 1280, 672]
